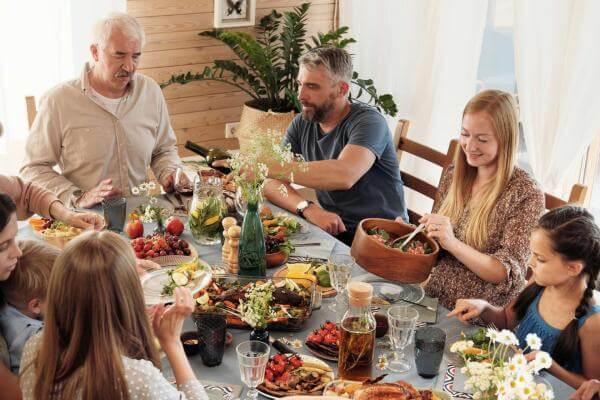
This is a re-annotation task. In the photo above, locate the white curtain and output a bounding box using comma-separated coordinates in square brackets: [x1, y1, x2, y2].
[0, 0, 125, 176]
[340, 0, 488, 215]
[514, 0, 600, 194]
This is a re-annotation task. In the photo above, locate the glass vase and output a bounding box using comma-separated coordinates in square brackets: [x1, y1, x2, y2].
[238, 187, 267, 277]
[249, 327, 269, 344]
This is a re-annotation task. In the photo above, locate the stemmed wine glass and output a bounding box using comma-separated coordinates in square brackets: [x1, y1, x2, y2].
[387, 305, 419, 373]
[236, 340, 270, 400]
[173, 166, 192, 194]
[327, 253, 355, 314]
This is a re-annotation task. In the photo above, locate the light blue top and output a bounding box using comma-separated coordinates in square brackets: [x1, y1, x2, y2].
[515, 290, 600, 373]
[0, 305, 43, 373]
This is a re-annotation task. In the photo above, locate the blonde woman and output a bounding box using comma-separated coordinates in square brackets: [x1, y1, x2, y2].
[420, 90, 544, 309]
[19, 231, 208, 400]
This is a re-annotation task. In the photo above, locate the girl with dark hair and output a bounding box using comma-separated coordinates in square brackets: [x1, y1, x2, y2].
[0, 193, 23, 399]
[449, 205, 600, 389]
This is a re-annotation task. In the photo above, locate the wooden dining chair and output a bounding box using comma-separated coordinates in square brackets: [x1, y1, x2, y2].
[25, 96, 37, 129]
[544, 184, 588, 210]
[395, 119, 460, 224]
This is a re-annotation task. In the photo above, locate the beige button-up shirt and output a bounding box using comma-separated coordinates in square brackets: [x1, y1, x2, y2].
[20, 63, 180, 205]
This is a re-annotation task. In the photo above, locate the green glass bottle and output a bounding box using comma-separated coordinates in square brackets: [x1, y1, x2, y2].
[238, 193, 267, 278]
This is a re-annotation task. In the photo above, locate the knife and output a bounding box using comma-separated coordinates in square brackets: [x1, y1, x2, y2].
[270, 337, 296, 355]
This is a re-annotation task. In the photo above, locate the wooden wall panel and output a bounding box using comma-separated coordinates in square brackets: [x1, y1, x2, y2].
[129, 0, 335, 153]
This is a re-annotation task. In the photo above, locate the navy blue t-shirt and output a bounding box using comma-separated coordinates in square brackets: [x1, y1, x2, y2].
[283, 103, 408, 232]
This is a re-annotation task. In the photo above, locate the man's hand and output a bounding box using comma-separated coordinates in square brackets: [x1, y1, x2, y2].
[76, 179, 121, 208]
[303, 205, 346, 236]
[160, 171, 175, 193]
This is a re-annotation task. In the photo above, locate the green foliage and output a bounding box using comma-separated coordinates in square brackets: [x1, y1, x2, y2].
[161, 2, 397, 117]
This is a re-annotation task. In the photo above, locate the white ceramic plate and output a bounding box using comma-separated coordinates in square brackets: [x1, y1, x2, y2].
[140, 267, 212, 305]
[354, 273, 425, 305]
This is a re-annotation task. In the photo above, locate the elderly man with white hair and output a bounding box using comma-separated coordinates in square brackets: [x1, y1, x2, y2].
[21, 12, 181, 208]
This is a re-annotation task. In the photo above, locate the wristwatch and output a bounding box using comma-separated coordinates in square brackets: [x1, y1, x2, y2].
[295, 200, 313, 216]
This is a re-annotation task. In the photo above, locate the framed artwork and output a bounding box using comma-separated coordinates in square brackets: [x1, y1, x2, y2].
[214, 0, 256, 28]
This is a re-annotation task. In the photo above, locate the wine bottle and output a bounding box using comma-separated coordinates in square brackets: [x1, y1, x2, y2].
[184, 141, 231, 174]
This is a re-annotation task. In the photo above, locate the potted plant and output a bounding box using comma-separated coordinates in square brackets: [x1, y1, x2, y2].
[160, 2, 397, 150]
[265, 235, 293, 268]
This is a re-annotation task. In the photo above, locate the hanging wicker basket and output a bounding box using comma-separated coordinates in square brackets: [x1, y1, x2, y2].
[236, 101, 296, 152]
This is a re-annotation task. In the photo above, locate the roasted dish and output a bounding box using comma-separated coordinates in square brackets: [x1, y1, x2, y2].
[305, 321, 339, 359]
[325, 377, 446, 399]
[259, 354, 333, 397]
[193, 275, 315, 331]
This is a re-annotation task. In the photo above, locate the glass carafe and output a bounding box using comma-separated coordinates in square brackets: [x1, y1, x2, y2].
[338, 282, 376, 381]
[188, 175, 226, 245]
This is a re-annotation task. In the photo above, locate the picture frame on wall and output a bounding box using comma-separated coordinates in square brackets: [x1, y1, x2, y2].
[214, 0, 256, 28]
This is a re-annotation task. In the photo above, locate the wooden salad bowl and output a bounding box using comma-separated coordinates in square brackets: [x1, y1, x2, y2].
[350, 218, 439, 283]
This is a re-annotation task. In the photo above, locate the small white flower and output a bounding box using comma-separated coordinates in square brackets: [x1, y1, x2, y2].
[149, 197, 158, 205]
[131, 187, 140, 196]
[148, 181, 156, 190]
[525, 333, 542, 351]
[486, 328, 500, 342]
[498, 330, 519, 346]
[533, 351, 552, 370]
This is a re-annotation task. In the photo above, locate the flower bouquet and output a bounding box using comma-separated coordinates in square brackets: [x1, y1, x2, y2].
[450, 328, 554, 400]
[228, 129, 306, 277]
[131, 182, 171, 233]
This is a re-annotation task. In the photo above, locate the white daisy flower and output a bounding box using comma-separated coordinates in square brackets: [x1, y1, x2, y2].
[148, 181, 156, 190]
[131, 187, 140, 196]
[525, 333, 542, 351]
[486, 328, 500, 342]
[498, 330, 519, 346]
[534, 351, 552, 370]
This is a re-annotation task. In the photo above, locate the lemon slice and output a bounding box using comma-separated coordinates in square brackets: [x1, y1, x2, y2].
[286, 263, 312, 275]
[172, 272, 189, 286]
[203, 214, 220, 226]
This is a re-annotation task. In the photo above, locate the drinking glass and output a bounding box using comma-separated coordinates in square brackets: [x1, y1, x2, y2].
[327, 253, 354, 313]
[101, 197, 126, 231]
[174, 166, 192, 194]
[236, 340, 270, 400]
[193, 314, 227, 367]
[387, 305, 419, 372]
[414, 327, 446, 378]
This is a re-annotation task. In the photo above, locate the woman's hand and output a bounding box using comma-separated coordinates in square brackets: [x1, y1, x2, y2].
[419, 213, 457, 250]
[151, 287, 194, 347]
[136, 259, 161, 277]
[66, 211, 105, 230]
[447, 298, 489, 323]
[571, 379, 600, 400]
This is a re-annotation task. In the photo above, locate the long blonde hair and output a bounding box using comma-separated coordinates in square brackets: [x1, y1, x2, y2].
[437, 90, 518, 250]
[28, 231, 160, 400]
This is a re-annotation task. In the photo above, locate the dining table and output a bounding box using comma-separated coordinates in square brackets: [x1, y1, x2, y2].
[17, 199, 575, 400]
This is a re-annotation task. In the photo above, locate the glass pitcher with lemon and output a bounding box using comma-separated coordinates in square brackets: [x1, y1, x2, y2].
[189, 175, 226, 245]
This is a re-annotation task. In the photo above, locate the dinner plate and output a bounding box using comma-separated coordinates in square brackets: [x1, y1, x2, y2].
[258, 354, 334, 399]
[304, 341, 338, 362]
[273, 264, 336, 298]
[353, 274, 425, 305]
[140, 267, 212, 305]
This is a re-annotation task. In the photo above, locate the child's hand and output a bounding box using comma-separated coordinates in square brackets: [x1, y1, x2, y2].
[447, 298, 488, 323]
[571, 379, 600, 400]
[151, 287, 193, 347]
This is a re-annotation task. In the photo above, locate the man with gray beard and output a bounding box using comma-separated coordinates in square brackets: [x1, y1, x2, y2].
[21, 12, 181, 208]
[264, 47, 408, 245]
